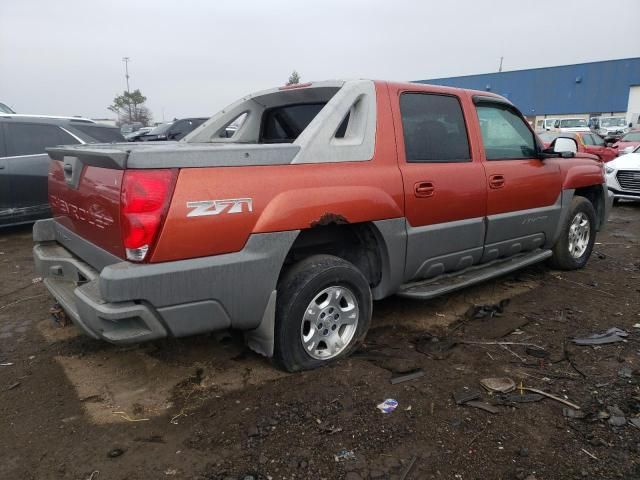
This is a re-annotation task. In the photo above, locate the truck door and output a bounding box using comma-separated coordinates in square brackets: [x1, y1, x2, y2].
[393, 90, 487, 282]
[474, 97, 562, 262]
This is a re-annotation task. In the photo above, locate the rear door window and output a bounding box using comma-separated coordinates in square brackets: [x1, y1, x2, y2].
[399, 93, 471, 162]
[5, 123, 79, 156]
[591, 134, 605, 146]
[261, 103, 326, 143]
[581, 134, 594, 145]
[476, 104, 536, 160]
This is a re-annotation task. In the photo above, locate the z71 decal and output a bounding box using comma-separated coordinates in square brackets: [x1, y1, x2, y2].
[186, 198, 253, 217]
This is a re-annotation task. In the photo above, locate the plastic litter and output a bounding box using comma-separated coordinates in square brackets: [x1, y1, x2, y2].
[480, 377, 516, 393]
[453, 388, 481, 405]
[377, 398, 399, 413]
[390, 369, 425, 385]
[465, 401, 501, 414]
[0, 362, 14, 366]
[334, 449, 356, 462]
[572, 327, 628, 345]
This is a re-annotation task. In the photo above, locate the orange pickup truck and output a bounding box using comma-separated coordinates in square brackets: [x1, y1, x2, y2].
[33, 80, 612, 371]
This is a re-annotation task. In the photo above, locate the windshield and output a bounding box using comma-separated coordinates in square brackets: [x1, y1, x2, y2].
[560, 119, 587, 128]
[600, 117, 626, 127]
[621, 132, 640, 142]
[0, 102, 15, 114]
[147, 123, 173, 135]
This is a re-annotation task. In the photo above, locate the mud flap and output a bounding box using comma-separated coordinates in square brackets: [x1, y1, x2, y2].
[245, 290, 277, 357]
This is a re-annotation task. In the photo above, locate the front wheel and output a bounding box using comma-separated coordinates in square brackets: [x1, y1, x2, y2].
[273, 255, 372, 372]
[549, 196, 597, 270]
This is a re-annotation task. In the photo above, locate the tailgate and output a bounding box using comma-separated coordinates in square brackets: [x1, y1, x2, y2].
[47, 147, 127, 259]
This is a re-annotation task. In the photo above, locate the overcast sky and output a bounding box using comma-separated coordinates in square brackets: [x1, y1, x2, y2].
[1, 0, 638, 122]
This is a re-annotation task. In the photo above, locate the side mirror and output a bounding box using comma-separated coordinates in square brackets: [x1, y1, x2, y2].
[552, 137, 578, 156]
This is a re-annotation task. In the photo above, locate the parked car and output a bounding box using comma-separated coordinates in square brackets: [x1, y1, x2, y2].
[0, 114, 124, 227]
[0, 102, 15, 114]
[605, 146, 640, 203]
[538, 131, 617, 162]
[125, 126, 153, 142]
[590, 116, 628, 139]
[140, 118, 208, 141]
[536, 118, 557, 132]
[554, 118, 590, 132]
[612, 129, 640, 155]
[34, 80, 610, 372]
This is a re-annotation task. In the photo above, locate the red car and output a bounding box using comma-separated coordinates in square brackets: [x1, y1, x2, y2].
[538, 131, 617, 162]
[612, 129, 640, 155]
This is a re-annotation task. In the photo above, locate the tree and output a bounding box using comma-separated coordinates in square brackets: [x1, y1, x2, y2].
[108, 89, 152, 126]
[287, 70, 301, 85]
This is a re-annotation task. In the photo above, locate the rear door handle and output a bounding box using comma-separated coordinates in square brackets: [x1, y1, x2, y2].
[489, 174, 505, 189]
[414, 181, 435, 197]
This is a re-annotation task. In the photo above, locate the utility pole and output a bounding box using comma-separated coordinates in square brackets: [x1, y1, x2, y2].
[498, 56, 504, 73]
[122, 57, 132, 122]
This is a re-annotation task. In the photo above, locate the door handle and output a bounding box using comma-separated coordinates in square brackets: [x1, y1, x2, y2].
[489, 174, 505, 189]
[414, 181, 435, 197]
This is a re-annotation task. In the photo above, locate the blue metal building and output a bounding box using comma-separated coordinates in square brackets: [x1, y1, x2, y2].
[415, 57, 640, 118]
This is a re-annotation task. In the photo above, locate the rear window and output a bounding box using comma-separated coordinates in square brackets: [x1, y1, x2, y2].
[71, 124, 125, 143]
[260, 103, 326, 143]
[4, 123, 79, 156]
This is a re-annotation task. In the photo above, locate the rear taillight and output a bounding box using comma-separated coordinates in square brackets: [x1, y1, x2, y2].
[121, 169, 176, 262]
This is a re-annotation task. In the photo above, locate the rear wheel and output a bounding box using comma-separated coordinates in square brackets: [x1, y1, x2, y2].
[273, 255, 372, 372]
[549, 196, 596, 270]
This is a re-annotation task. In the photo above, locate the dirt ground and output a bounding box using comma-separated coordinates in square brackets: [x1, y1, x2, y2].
[1, 204, 639, 480]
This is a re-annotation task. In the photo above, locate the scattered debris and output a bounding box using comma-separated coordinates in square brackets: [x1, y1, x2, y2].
[6, 382, 20, 391]
[608, 416, 627, 427]
[629, 418, 640, 429]
[453, 388, 481, 405]
[399, 455, 418, 480]
[390, 369, 425, 385]
[85, 471, 99, 480]
[633, 323, 640, 329]
[525, 346, 550, 359]
[112, 411, 150, 422]
[618, 366, 633, 379]
[31, 277, 42, 284]
[461, 340, 545, 350]
[480, 377, 516, 393]
[572, 327, 628, 345]
[0, 362, 14, 366]
[334, 449, 356, 462]
[377, 398, 399, 413]
[414, 334, 457, 359]
[465, 401, 501, 414]
[581, 448, 598, 461]
[164, 468, 178, 475]
[563, 408, 586, 419]
[107, 448, 125, 458]
[319, 425, 343, 435]
[523, 387, 580, 410]
[467, 299, 510, 319]
[498, 393, 544, 404]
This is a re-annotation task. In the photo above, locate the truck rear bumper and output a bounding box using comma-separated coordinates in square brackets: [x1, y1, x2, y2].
[33, 219, 299, 346]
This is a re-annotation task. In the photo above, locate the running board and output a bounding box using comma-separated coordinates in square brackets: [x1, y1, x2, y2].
[397, 249, 552, 300]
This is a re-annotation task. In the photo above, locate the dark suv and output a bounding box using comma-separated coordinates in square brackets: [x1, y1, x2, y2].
[0, 115, 124, 227]
[140, 117, 208, 141]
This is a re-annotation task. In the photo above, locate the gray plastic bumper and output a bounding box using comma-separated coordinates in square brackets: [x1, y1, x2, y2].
[33, 220, 299, 347]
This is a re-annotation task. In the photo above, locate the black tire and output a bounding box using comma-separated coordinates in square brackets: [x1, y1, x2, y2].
[273, 255, 372, 372]
[549, 196, 597, 270]
[612, 198, 620, 206]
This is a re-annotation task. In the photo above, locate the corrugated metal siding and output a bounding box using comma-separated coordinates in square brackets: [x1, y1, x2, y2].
[415, 58, 640, 116]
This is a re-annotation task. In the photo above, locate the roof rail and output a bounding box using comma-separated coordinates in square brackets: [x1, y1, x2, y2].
[0, 114, 96, 123]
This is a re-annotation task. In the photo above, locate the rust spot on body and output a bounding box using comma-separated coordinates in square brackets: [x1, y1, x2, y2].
[310, 213, 349, 228]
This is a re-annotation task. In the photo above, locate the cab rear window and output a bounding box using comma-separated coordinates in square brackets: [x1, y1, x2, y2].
[260, 103, 326, 143]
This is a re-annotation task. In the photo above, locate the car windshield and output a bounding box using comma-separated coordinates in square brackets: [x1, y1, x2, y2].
[147, 123, 173, 135]
[0, 102, 15, 114]
[600, 117, 626, 127]
[560, 119, 587, 128]
[621, 132, 640, 142]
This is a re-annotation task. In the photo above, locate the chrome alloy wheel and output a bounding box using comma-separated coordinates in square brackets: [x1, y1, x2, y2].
[300, 286, 359, 360]
[568, 212, 590, 258]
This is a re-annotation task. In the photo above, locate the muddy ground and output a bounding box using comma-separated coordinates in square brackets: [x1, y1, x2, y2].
[1, 205, 639, 480]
